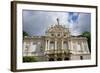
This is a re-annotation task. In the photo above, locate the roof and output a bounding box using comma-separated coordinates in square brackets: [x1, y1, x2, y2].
[46, 24, 70, 33]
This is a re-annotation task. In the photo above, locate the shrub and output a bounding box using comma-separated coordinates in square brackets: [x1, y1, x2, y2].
[23, 56, 37, 62]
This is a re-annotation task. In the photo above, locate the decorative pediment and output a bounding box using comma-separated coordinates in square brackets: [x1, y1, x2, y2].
[46, 18, 70, 33]
[47, 24, 70, 35]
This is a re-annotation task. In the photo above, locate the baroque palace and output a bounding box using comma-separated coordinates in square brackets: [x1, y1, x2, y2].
[23, 19, 90, 61]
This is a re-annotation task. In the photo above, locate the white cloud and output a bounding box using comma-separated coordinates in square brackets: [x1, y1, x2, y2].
[23, 10, 91, 36]
[70, 13, 91, 35]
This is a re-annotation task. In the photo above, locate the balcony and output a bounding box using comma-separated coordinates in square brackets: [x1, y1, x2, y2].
[45, 49, 71, 54]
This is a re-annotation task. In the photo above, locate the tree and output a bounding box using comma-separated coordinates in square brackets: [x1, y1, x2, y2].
[23, 31, 29, 37]
[82, 32, 91, 52]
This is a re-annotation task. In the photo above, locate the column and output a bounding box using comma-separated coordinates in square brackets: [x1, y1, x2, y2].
[68, 40, 70, 51]
[70, 40, 74, 54]
[45, 40, 47, 51]
[48, 39, 50, 50]
[55, 39, 57, 50]
[81, 41, 84, 53]
[70, 40, 73, 51]
[61, 39, 63, 50]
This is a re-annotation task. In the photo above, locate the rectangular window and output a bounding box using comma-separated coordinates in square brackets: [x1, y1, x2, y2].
[84, 43, 89, 53]
[50, 41, 54, 50]
[77, 42, 81, 51]
[63, 42, 67, 49]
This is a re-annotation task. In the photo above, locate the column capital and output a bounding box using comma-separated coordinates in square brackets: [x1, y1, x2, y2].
[55, 38, 57, 41]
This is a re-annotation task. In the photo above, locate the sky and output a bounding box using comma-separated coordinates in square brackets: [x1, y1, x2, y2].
[23, 10, 91, 36]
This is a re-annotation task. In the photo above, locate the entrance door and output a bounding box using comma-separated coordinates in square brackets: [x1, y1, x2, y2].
[64, 57, 70, 60]
[49, 58, 54, 61]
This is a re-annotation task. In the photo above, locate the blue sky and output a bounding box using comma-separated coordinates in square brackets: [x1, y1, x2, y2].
[23, 10, 91, 36]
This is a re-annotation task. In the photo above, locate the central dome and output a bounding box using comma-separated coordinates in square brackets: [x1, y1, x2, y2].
[46, 18, 70, 33]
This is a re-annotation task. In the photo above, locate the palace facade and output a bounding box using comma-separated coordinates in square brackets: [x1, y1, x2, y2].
[23, 19, 90, 61]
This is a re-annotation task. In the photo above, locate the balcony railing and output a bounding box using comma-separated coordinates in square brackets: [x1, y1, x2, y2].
[45, 49, 71, 54]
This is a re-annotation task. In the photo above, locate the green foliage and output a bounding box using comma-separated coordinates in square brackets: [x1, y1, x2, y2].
[23, 56, 37, 62]
[23, 31, 29, 37]
[82, 32, 91, 52]
[82, 32, 90, 38]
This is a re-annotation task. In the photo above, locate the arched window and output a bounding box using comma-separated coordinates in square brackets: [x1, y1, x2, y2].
[64, 34, 66, 36]
[49, 58, 54, 61]
[57, 33, 60, 36]
[51, 33, 54, 36]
